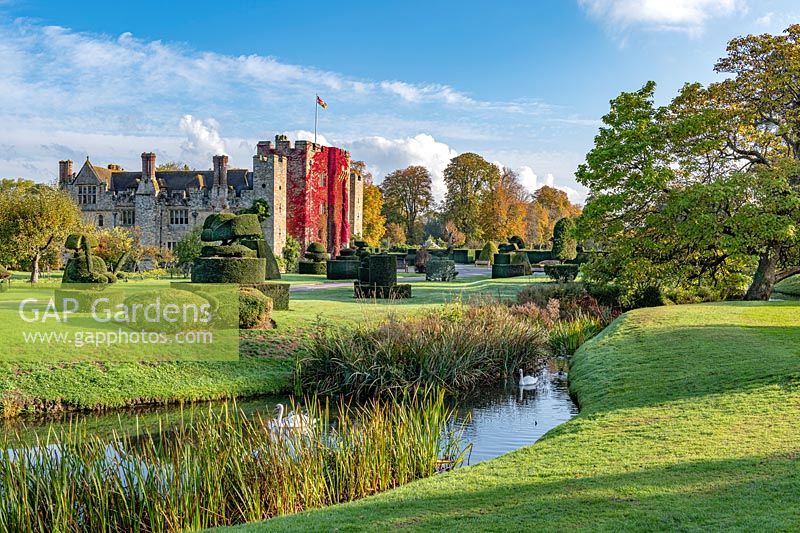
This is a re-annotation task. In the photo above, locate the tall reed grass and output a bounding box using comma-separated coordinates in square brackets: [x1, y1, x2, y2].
[0, 391, 466, 532]
[301, 304, 551, 396]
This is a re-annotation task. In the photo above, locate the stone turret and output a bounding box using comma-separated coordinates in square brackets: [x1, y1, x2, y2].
[58, 160, 73, 188]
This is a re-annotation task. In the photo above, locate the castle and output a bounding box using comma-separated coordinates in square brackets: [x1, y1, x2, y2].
[58, 135, 364, 257]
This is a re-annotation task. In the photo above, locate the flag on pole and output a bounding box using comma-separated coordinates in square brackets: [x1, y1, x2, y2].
[316, 95, 328, 109]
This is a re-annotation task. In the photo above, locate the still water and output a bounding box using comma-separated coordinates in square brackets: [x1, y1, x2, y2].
[4, 364, 578, 464]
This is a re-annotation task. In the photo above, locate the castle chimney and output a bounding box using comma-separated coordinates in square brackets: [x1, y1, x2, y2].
[141, 152, 156, 181]
[256, 140, 272, 157]
[213, 154, 229, 187]
[58, 160, 73, 187]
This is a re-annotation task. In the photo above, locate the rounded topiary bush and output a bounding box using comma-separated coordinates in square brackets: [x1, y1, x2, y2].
[238, 287, 273, 329]
[304, 242, 329, 262]
[200, 244, 256, 258]
[479, 242, 499, 263]
[299, 261, 328, 274]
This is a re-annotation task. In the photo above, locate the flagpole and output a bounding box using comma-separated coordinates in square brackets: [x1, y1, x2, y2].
[314, 94, 318, 144]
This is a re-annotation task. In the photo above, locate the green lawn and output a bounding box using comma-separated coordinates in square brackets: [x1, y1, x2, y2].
[225, 301, 800, 532]
[0, 274, 540, 416]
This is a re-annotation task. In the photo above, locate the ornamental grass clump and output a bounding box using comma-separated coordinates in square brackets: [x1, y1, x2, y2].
[0, 391, 466, 532]
[301, 304, 550, 396]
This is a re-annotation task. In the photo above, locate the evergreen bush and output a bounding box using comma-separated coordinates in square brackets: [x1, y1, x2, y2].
[250, 282, 290, 310]
[478, 242, 499, 263]
[426, 258, 458, 281]
[238, 287, 272, 329]
[544, 264, 580, 283]
[492, 264, 527, 278]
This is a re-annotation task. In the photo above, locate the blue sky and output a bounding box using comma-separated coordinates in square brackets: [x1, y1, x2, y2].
[1, 0, 797, 202]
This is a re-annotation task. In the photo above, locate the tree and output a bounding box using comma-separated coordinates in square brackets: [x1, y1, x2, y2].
[552, 217, 577, 261]
[384, 222, 407, 246]
[381, 165, 433, 244]
[174, 225, 203, 271]
[443, 153, 500, 242]
[443, 220, 466, 247]
[526, 186, 580, 248]
[480, 167, 528, 242]
[577, 27, 800, 301]
[0, 183, 80, 282]
[95, 227, 137, 272]
[156, 162, 191, 171]
[525, 202, 551, 249]
[361, 183, 386, 247]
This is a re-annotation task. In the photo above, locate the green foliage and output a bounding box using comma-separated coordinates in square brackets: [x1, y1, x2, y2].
[491, 263, 527, 278]
[174, 226, 203, 268]
[0, 183, 80, 282]
[510, 251, 532, 275]
[326, 260, 360, 280]
[298, 261, 327, 274]
[443, 153, 501, 242]
[62, 233, 117, 284]
[380, 165, 434, 244]
[237, 198, 271, 221]
[626, 285, 667, 309]
[302, 305, 549, 396]
[509, 235, 526, 249]
[238, 287, 272, 329]
[425, 258, 458, 282]
[251, 282, 290, 310]
[200, 244, 256, 258]
[192, 257, 266, 283]
[451, 249, 474, 264]
[366, 254, 397, 287]
[493, 253, 511, 265]
[303, 242, 329, 263]
[551, 217, 577, 261]
[241, 239, 281, 280]
[549, 314, 604, 355]
[544, 264, 580, 283]
[774, 275, 800, 297]
[282, 235, 301, 273]
[123, 289, 211, 333]
[478, 241, 499, 262]
[200, 213, 262, 243]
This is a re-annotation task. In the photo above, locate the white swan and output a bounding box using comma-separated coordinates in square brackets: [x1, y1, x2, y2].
[518, 368, 538, 387]
[268, 403, 314, 432]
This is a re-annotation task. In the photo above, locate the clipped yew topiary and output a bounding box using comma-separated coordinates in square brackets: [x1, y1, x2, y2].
[238, 287, 273, 329]
[248, 282, 290, 310]
[354, 253, 411, 299]
[62, 233, 118, 284]
[327, 248, 361, 280]
[426, 258, 458, 281]
[509, 235, 526, 249]
[299, 241, 329, 275]
[511, 251, 533, 275]
[241, 238, 281, 280]
[192, 214, 267, 284]
[478, 242, 499, 263]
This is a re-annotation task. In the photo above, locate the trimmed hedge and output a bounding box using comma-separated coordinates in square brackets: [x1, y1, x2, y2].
[241, 239, 281, 280]
[238, 287, 272, 329]
[327, 259, 360, 280]
[368, 254, 397, 286]
[511, 251, 533, 275]
[493, 253, 511, 265]
[451, 249, 474, 264]
[426, 258, 458, 281]
[200, 244, 256, 258]
[192, 257, 266, 284]
[298, 261, 327, 275]
[525, 250, 554, 264]
[251, 282, 290, 310]
[543, 263, 580, 283]
[492, 263, 528, 278]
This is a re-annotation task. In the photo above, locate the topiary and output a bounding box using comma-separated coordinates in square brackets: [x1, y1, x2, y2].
[426, 258, 458, 281]
[552, 217, 577, 261]
[509, 235, 526, 249]
[303, 242, 329, 262]
[62, 233, 117, 284]
[123, 288, 212, 333]
[238, 287, 273, 329]
[511, 251, 532, 275]
[200, 244, 256, 258]
[478, 242, 499, 263]
[192, 213, 268, 283]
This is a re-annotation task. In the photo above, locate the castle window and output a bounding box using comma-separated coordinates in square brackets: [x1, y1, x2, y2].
[164, 241, 177, 251]
[170, 209, 189, 226]
[121, 210, 135, 226]
[97, 214, 104, 227]
[77, 185, 97, 205]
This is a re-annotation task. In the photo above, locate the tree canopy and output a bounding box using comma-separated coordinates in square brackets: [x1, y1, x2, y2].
[443, 153, 500, 242]
[380, 165, 433, 245]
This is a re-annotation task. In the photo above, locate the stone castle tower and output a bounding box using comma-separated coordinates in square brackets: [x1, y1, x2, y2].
[59, 135, 364, 257]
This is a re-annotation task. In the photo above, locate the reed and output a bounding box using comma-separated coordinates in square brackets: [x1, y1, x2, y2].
[549, 313, 604, 355]
[301, 304, 551, 396]
[0, 390, 466, 532]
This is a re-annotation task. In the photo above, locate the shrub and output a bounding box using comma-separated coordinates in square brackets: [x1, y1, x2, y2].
[298, 261, 327, 275]
[200, 244, 256, 258]
[238, 287, 272, 329]
[585, 282, 623, 308]
[302, 304, 550, 396]
[491, 264, 527, 278]
[544, 264, 580, 283]
[516, 283, 586, 308]
[282, 235, 301, 273]
[451, 249, 473, 264]
[552, 217, 577, 261]
[367, 254, 397, 286]
[627, 285, 668, 309]
[498, 243, 518, 253]
[493, 253, 511, 265]
[251, 282, 290, 310]
[192, 257, 266, 283]
[241, 238, 281, 280]
[426, 258, 458, 281]
[478, 242, 499, 263]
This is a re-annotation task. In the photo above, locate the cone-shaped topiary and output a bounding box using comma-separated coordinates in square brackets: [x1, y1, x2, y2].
[479, 242, 499, 263]
[299, 241, 329, 274]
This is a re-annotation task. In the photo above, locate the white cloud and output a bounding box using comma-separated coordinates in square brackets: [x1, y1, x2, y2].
[755, 12, 773, 26]
[179, 115, 227, 166]
[345, 134, 458, 200]
[579, 0, 747, 34]
[517, 166, 583, 204]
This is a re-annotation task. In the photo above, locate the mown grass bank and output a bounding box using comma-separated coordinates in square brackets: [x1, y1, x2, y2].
[774, 274, 800, 297]
[0, 276, 539, 417]
[225, 301, 800, 531]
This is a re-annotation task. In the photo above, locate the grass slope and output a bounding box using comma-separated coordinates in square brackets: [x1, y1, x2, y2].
[227, 301, 800, 531]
